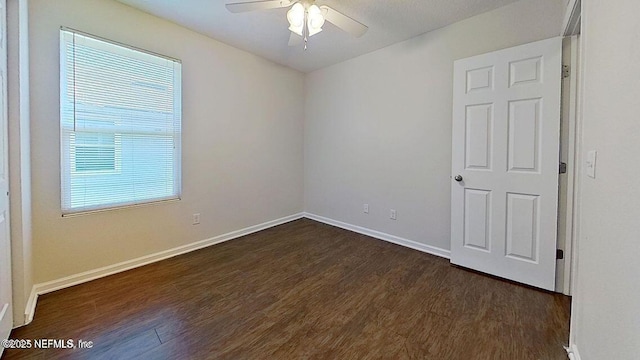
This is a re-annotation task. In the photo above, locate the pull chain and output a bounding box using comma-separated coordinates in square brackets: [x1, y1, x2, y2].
[303, 9, 308, 51]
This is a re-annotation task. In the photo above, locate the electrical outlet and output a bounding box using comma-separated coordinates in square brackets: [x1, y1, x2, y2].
[390, 209, 397, 220]
[364, 204, 369, 214]
[193, 213, 201, 225]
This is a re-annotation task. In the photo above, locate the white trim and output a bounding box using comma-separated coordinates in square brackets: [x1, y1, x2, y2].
[569, 28, 585, 350]
[22, 213, 304, 325]
[24, 287, 37, 325]
[562, 0, 581, 36]
[0, 304, 8, 325]
[560, 34, 581, 296]
[566, 344, 582, 360]
[303, 213, 451, 259]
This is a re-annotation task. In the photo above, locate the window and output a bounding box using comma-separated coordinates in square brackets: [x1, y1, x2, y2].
[60, 29, 182, 214]
[72, 132, 120, 174]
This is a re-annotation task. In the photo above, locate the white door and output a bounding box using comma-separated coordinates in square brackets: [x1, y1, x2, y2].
[0, 0, 12, 344]
[450, 37, 562, 291]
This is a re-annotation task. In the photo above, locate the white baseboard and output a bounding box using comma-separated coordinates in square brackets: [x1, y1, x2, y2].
[24, 287, 38, 325]
[566, 344, 582, 360]
[303, 213, 451, 259]
[23, 212, 304, 325]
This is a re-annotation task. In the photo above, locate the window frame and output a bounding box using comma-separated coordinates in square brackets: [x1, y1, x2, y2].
[60, 27, 182, 216]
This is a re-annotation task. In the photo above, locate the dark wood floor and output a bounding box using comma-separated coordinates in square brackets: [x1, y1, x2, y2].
[2, 219, 570, 359]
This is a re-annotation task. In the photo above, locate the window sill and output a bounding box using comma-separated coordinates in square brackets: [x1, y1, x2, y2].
[61, 197, 181, 217]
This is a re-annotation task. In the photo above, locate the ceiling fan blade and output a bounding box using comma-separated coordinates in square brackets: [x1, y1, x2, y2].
[288, 32, 303, 47]
[226, 0, 293, 13]
[319, 5, 368, 38]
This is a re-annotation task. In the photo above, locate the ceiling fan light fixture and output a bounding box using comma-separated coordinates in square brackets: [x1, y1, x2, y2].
[287, 2, 305, 35]
[226, 0, 369, 48]
[307, 4, 324, 36]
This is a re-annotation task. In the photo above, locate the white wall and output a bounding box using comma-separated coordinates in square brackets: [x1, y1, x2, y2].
[304, 0, 564, 251]
[571, 0, 640, 358]
[28, 0, 304, 284]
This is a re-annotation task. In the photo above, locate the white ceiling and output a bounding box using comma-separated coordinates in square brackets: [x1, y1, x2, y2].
[116, 0, 520, 73]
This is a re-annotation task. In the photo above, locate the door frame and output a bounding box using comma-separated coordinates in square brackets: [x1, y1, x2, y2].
[0, 0, 12, 344]
[558, 0, 583, 298]
[557, 35, 581, 296]
[562, 0, 583, 354]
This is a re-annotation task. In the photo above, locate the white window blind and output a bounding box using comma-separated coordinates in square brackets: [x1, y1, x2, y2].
[60, 29, 182, 214]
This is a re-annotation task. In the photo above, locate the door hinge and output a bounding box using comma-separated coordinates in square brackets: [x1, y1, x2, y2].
[562, 65, 570, 79]
[559, 162, 567, 174]
[556, 249, 564, 260]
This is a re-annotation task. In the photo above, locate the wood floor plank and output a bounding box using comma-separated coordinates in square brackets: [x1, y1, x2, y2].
[2, 219, 570, 359]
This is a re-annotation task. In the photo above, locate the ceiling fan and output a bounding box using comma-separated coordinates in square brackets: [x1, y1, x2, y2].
[225, 0, 368, 50]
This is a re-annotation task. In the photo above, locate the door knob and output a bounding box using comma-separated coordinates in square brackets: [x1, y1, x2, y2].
[454, 175, 463, 182]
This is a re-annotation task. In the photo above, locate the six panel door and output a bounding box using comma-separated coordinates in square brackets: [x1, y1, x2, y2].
[450, 37, 562, 291]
